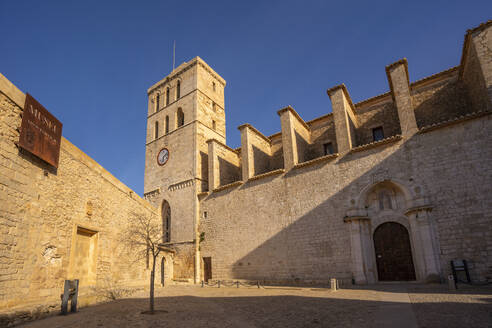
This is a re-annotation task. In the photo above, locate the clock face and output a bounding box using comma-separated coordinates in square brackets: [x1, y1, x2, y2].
[157, 148, 169, 166]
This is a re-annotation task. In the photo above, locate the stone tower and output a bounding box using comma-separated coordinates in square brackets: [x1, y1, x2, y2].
[144, 57, 226, 283]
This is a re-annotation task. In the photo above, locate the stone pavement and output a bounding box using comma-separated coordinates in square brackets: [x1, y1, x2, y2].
[16, 284, 492, 328]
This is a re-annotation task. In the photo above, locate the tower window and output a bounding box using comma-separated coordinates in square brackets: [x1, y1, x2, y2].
[372, 126, 384, 142]
[166, 87, 170, 106]
[177, 80, 181, 99]
[154, 121, 159, 139]
[155, 94, 160, 112]
[177, 108, 184, 127]
[212, 120, 216, 131]
[212, 82, 216, 92]
[162, 200, 171, 242]
[212, 102, 216, 112]
[323, 142, 334, 155]
[165, 115, 169, 134]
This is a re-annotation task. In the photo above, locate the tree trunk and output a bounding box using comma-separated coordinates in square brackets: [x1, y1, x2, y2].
[150, 256, 156, 313]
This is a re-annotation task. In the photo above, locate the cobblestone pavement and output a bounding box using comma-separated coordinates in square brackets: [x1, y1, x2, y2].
[19, 284, 492, 328]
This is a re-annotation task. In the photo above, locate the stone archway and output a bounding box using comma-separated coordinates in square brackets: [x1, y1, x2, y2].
[345, 179, 441, 284]
[373, 222, 416, 281]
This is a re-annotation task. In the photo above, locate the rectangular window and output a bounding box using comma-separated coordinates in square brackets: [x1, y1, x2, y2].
[323, 142, 334, 155]
[212, 82, 216, 92]
[165, 116, 169, 134]
[372, 126, 384, 142]
[203, 211, 208, 219]
[212, 120, 216, 131]
[154, 121, 159, 139]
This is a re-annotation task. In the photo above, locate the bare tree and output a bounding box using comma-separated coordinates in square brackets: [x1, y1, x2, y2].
[122, 212, 163, 314]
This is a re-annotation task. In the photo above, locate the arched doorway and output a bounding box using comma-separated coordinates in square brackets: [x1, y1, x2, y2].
[161, 257, 165, 286]
[374, 222, 416, 281]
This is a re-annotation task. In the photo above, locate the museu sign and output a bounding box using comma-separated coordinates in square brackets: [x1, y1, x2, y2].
[19, 93, 63, 168]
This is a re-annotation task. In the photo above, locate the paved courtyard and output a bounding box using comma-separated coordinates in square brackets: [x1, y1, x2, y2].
[20, 284, 492, 328]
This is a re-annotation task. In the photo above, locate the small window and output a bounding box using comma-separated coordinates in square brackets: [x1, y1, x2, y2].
[162, 200, 171, 243]
[155, 94, 160, 112]
[203, 211, 208, 219]
[212, 120, 216, 131]
[177, 80, 181, 99]
[372, 127, 384, 142]
[177, 108, 184, 127]
[165, 115, 169, 134]
[212, 102, 216, 112]
[323, 142, 334, 155]
[166, 87, 170, 106]
[212, 82, 216, 92]
[154, 121, 159, 139]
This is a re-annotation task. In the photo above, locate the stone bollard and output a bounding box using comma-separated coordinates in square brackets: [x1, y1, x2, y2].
[448, 275, 456, 290]
[330, 278, 338, 291]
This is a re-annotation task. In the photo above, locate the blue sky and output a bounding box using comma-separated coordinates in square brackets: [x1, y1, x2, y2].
[1, 1, 490, 195]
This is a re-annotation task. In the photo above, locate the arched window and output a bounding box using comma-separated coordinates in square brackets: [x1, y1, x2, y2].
[166, 87, 170, 106]
[154, 121, 159, 139]
[165, 115, 169, 134]
[177, 80, 181, 99]
[162, 200, 171, 242]
[155, 93, 160, 112]
[177, 108, 184, 127]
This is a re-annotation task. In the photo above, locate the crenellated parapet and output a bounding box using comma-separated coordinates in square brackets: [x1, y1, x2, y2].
[203, 20, 492, 193]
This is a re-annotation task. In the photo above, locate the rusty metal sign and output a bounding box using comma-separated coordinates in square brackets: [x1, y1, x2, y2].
[19, 93, 63, 168]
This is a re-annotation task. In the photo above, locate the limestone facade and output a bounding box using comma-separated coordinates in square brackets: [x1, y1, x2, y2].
[0, 74, 166, 324]
[144, 21, 492, 285]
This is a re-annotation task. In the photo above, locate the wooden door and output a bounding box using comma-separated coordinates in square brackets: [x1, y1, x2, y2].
[203, 257, 212, 282]
[374, 222, 416, 281]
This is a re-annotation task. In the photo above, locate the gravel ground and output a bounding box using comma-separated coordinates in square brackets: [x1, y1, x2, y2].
[18, 284, 492, 328]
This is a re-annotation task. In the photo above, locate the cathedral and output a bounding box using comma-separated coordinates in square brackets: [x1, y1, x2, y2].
[0, 20, 491, 324]
[143, 21, 492, 285]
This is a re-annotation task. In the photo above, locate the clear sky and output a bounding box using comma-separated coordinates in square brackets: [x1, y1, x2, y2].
[1, 1, 490, 195]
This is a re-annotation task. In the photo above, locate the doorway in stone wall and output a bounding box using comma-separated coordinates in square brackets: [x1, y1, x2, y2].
[203, 257, 212, 282]
[374, 222, 416, 281]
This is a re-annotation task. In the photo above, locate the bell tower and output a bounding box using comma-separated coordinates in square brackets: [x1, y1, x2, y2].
[143, 57, 226, 283]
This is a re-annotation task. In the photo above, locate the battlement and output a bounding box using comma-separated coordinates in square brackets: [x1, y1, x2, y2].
[203, 21, 492, 193]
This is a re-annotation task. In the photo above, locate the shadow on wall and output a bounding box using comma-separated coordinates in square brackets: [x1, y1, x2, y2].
[14, 289, 492, 328]
[218, 157, 241, 186]
[227, 118, 491, 284]
[413, 78, 473, 129]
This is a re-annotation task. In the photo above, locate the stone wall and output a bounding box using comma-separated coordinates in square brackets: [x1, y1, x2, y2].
[199, 115, 492, 284]
[354, 97, 401, 146]
[306, 114, 338, 158]
[412, 73, 472, 128]
[197, 21, 492, 285]
[0, 74, 164, 323]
